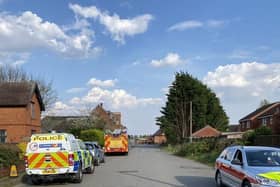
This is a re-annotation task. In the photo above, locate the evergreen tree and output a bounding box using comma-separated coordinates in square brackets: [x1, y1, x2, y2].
[156, 72, 229, 143]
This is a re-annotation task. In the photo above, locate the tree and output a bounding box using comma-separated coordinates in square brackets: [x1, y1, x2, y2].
[80, 129, 105, 146]
[156, 72, 229, 144]
[0, 65, 57, 110]
[259, 99, 270, 107]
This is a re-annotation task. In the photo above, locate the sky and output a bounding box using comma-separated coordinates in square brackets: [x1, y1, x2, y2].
[0, 0, 280, 135]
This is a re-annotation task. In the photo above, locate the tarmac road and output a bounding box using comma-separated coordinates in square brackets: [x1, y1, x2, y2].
[15, 145, 216, 187]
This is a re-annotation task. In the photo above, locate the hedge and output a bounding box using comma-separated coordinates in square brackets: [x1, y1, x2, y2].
[0, 144, 22, 168]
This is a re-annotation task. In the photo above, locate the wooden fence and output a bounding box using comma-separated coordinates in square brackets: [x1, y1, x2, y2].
[254, 135, 280, 147]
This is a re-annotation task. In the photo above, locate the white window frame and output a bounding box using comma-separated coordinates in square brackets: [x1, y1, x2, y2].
[246, 121, 250, 128]
[262, 118, 267, 126]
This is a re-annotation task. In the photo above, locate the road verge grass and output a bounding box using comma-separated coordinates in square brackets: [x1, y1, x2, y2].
[163, 138, 243, 166]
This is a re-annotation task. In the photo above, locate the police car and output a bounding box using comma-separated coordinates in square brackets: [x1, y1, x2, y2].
[215, 146, 280, 187]
[25, 133, 94, 184]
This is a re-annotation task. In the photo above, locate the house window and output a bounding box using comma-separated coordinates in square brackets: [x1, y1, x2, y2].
[0, 130, 7, 143]
[31, 102, 35, 119]
[262, 118, 267, 126]
[246, 121, 250, 129]
[270, 117, 273, 124]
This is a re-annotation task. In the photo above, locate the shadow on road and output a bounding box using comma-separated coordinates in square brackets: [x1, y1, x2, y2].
[175, 176, 216, 187]
[119, 172, 184, 187]
[133, 144, 160, 149]
[21, 174, 70, 186]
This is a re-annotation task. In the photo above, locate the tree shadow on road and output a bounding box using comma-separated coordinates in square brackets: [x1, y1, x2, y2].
[175, 176, 216, 187]
[119, 172, 184, 187]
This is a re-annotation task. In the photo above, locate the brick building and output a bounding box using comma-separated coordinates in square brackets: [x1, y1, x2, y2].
[0, 82, 45, 143]
[91, 103, 124, 130]
[153, 129, 167, 144]
[239, 102, 280, 134]
[192, 125, 221, 138]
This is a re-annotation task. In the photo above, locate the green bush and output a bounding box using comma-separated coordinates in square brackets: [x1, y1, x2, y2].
[80, 129, 104, 146]
[170, 138, 243, 165]
[241, 127, 272, 146]
[242, 130, 256, 145]
[255, 126, 272, 136]
[0, 144, 21, 168]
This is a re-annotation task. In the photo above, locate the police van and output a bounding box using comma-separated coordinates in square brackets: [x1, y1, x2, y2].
[25, 133, 94, 184]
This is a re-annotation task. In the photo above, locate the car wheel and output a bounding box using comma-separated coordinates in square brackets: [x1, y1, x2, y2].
[73, 163, 83, 183]
[31, 175, 43, 185]
[215, 171, 224, 187]
[243, 180, 252, 187]
[87, 159, 95, 174]
[96, 158, 100, 166]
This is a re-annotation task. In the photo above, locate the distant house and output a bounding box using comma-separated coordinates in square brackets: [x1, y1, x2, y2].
[0, 82, 45, 143]
[91, 103, 125, 130]
[227, 124, 239, 132]
[42, 103, 125, 133]
[153, 129, 167, 144]
[192, 125, 221, 138]
[239, 102, 280, 134]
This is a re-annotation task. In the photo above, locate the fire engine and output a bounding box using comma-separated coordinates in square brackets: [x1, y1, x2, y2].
[104, 129, 129, 154]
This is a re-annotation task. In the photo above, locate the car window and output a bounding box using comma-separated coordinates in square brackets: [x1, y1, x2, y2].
[233, 149, 243, 163]
[78, 140, 86, 150]
[219, 149, 227, 159]
[86, 144, 94, 150]
[246, 150, 280, 167]
[224, 148, 235, 161]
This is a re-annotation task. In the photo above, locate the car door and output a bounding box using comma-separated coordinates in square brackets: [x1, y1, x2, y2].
[78, 140, 90, 169]
[219, 147, 236, 187]
[230, 149, 245, 186]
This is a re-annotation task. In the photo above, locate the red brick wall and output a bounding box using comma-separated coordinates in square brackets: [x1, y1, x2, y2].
[0, 93, 42, 143]
[239, 105, 280, 134]
[154, 135, 167, 144]
[93, 106, 112, 126]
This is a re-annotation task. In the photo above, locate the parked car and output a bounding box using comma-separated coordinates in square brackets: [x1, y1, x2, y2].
[215, 146, 280, 187]
[85, 142, 105, 166]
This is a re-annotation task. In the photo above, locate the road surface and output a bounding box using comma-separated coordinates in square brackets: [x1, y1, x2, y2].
[16, 145, 216, 187]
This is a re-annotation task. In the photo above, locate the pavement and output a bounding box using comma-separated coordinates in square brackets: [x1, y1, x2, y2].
[14, 145, 216, 187]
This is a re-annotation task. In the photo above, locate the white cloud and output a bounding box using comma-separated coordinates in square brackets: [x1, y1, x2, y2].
[0, 52, 30, 66]
[66, 87, 86, 94]
[69, 4, 153, 44]
[161, 87, 169, 94]
[151, 53, 185, 67]
[168, 20, 203, 31]
[204, 62, 270, 88]
[168, 19, 225, 31]
[203, 62, 280, 123]
[0, 11, 101, 59]
[87, 78, 117, 87]
[81, 87, 162, 109]
[69, 97, 81, 105]
[207, 20, 225, 28]
[45, 101, 78, 116]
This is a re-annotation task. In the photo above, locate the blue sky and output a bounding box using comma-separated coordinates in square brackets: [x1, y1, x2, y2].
[1, 0, 280, 134]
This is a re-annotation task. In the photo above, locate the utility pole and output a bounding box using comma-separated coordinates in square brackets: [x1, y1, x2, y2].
[190, 101, 192, 143]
